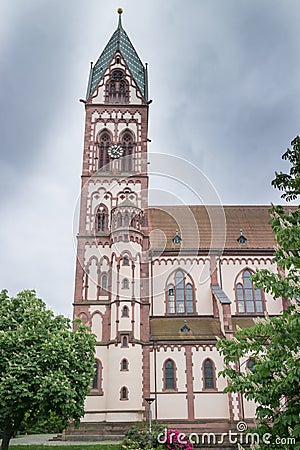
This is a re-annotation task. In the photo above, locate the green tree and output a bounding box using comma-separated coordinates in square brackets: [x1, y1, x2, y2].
[217, 136, 300, 450]
[0, 290, 96, 450]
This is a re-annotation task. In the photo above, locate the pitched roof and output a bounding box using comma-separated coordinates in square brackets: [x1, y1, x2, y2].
[232, 317, 256, 331]
[89, 12, 146, 98]
[148, 205, 278, 251]
[150, 317, 223, 341]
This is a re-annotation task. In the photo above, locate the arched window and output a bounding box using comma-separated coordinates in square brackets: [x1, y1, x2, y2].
[91, 359, 103, 394]
[121, 358, 128, 371]
[122, 279, 129, 290]
[101, 274, 108, 290]
[98, 130, 111, 170]
[164, 359, 176, 390]
[123, 255, 129, 266]
[120, 131, 134, 172]
[107, 70, 129, 104]
[95, 204, 108, 232]
[166, 270, 195, 315]
[236, 270, 264, 314]
[203, 359, 215, 390]
[120, 386, 129, 400]
[122, 335, 128, 347]
[122, 305, 129, 317]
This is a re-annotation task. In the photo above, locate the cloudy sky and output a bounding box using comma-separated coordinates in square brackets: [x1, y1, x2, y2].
[1, 0, 300, 317]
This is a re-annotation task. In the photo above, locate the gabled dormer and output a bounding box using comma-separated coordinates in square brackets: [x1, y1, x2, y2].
[86, 9, 148, 105]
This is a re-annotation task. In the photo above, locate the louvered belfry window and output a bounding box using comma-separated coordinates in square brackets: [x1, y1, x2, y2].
[108, 70, 129, 104]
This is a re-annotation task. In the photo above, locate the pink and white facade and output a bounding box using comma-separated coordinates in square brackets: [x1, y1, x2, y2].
[72, 10, 283, 435]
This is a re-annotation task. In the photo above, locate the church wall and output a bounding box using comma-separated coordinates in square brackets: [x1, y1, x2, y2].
[194, 393, 229, 419]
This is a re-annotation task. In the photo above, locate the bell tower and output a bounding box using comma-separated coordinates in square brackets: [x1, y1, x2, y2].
[73, 9, 151, 424]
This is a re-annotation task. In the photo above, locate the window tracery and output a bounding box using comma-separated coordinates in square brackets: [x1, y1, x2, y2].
[236, 269, 264, 314]
[95, 204, 109, 232]
[166, 271, 194, 314]
[107, 70, 129, 104]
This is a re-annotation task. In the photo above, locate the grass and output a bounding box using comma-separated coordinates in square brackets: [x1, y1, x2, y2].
[10, 446, 121, 449]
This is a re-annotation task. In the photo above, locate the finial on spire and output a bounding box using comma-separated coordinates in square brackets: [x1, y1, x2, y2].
[117, 8, 123, 27]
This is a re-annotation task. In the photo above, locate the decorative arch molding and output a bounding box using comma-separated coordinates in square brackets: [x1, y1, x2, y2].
[90, 311, 104, 326]
[153, 257, 209, 266]
[194, 344, 215, 352]
[221, 257, 274, 265]
[78, 311, 89, 326]
[156, 345, 184, 352]
[85, 255, 99, 269]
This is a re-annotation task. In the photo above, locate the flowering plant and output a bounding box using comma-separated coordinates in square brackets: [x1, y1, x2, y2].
[164, 428, 193, 450]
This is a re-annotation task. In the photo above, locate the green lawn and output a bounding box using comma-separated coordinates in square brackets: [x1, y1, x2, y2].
[10, 446, 121, 450]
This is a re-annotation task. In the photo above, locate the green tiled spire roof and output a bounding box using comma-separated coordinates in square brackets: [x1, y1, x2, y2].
[88, 10, 146, 99]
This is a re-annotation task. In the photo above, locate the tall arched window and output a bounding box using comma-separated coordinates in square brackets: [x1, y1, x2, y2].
[101, 274, 108, 290]
[122, 335, 128, 347]
[91, 359, 103, 394]
[164, 359, 176, 390]
[120, 131, 134, 172]
[98, 130, 111, 170]
[166, 271, 195, 315]
[203, 359, 215, 390]
[236, 270, 264, 314]
[107, 70, 129, 104]
[95, 204, 108, 232]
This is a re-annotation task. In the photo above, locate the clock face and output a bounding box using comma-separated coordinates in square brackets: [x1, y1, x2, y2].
[108, 144, 124, 159]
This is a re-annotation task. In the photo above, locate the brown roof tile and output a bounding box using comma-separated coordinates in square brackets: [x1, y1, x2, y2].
[150, 317, 223, 341]
[232, 317, 256, 332]
[149, 205, 278, 251]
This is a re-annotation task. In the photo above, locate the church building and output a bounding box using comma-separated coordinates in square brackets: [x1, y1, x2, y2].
[71, 9, 283, 437]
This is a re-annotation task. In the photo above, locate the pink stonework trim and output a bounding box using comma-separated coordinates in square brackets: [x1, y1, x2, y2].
[210, 255, 219, 285]
[142, 346, 150, 409]
[185, 346, 195, 420]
